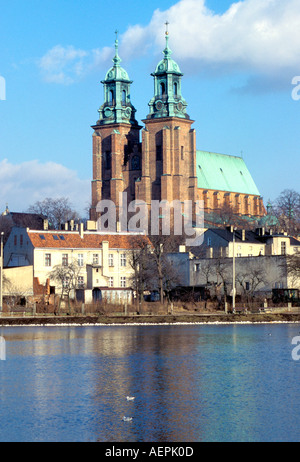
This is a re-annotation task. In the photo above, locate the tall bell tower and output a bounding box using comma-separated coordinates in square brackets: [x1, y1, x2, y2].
[137, 23, 198, 214]
[90, 31, 142, 221]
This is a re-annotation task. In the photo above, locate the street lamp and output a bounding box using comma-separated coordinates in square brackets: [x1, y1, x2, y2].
[0, 232, 4, 313]
[232, 228, 236, 313]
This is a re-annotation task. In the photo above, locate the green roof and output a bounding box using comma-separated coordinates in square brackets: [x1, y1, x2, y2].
[196, 150, 260, 196]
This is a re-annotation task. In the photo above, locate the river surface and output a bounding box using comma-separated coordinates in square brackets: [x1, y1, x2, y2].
[0, 323, 300, 442]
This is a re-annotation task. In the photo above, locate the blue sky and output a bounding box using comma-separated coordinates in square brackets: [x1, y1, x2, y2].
[0, 0, 299, 216]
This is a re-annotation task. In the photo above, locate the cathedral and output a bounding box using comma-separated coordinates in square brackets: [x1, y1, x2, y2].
[89, 29, 265, 227]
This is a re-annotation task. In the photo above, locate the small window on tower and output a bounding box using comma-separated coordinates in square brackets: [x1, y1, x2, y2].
[122, 90, 126, 105]
[160, 82, 165, 96]
[174, 82, 178, 96]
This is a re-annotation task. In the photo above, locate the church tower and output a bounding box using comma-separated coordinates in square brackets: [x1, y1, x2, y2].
[137, 24, 198, 214]
[90, 32, 142, 221]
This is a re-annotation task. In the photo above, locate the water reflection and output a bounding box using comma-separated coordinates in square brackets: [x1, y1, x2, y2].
[0, 324, 300, 442]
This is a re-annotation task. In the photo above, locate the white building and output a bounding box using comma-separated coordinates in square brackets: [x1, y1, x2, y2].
[4, 226, 150, 304]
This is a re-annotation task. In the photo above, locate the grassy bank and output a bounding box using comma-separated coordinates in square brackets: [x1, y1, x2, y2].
[0, 312, 300, 326]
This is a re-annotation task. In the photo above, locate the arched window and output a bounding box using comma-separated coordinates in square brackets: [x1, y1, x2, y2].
[173, 82, 178, 96]
[122, 90, 126, 105]
[109, 90, 114, 105]
[160, 82, 165, 96]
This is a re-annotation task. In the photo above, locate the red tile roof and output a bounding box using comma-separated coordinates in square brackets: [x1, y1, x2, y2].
[28, 231, 151, 250]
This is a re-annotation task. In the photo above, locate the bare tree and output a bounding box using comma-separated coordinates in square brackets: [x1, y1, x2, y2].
[282, 253, 300, 287]
[28, 197, 79, 230]
[49, 262, 83, 314]
[128, 238, 153, 312]
[236, 264, 267, 302]
[273, 189, 300, 234]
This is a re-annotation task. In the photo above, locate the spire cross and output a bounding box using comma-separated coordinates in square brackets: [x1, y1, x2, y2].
[165, 21, 169, 35]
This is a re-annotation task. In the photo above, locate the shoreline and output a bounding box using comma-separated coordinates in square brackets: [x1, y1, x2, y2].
[0, 312, 300, 326]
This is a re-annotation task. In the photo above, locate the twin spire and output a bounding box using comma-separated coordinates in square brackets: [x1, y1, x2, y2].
[96, 23, 189, 126]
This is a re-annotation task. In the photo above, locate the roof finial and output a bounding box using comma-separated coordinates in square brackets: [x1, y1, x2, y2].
[165, 21, 169, 36]
[113, 29, 121, 66]
[163, 21, 171, 58]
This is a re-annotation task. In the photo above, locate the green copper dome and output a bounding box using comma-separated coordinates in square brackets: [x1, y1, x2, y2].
[103, 37, 131, 83]
[96, 31, 138, 126]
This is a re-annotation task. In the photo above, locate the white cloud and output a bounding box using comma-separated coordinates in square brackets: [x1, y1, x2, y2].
[38, 44, 113, 84]
[121, 0, 300, 75]
[38, 0, 300, 88]
[0, 159, 90, 215]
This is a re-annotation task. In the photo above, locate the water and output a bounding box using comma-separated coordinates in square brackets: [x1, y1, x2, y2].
[0, 323, 300, 442]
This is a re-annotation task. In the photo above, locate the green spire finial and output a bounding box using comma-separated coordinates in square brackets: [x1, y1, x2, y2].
[113, 29, 121, 66]
[163, 21, 172, 58]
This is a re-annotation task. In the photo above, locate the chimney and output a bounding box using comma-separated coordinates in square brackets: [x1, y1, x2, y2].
[43, 219, 48, 230]
[79, 222, 84, 238]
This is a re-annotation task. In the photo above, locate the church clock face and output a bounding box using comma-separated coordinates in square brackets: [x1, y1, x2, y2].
[124, 107, 131, 118]
[155, 100, 163, 110]
[104, 107, 112, 118]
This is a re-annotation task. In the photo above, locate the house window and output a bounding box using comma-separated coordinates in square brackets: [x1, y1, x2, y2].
[14, 235, 17, 246]
[109, 254, 114, 267]
[45, 253, 51, 267]
[120, 253, 127, 267]
[245, 282, 250, 291]
[207, 237, 211, 246]
[108, 277, 114, 288]
[20, 235, 23, 246]
[77, 276, 84, 289]
[181, 146, 184, 160]
[62, 254, 68, 266]
[78, 254, 84, 267]
[194, 263, 200, 272]
[281, 242, 287, 255]
[63, 277, 69, 289]
[93, 254, 99, 265]
[120, 277, 126, 288]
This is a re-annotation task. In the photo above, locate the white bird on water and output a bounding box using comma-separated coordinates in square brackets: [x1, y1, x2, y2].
[122, 416, 133, 422]
[126, 396, 135, 401]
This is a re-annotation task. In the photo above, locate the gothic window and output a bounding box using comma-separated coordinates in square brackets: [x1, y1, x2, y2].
[156, 145, 162, 161]
[174, 82, 178, 96]
[105, 151, 111, 170]
[131, 155, 140, 170]
[109, 90, 114, 105]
